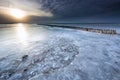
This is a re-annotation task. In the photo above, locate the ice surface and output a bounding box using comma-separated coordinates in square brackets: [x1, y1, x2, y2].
[0, 24, 120, 80]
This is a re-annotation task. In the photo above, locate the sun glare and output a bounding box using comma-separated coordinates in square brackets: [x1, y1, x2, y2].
[10, 9, 26, 19]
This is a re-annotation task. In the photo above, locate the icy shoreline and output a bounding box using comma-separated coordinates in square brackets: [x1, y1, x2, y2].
[0, 25, 120, 80]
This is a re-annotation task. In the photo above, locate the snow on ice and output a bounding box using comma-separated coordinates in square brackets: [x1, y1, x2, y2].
[0, 24, 120, 80]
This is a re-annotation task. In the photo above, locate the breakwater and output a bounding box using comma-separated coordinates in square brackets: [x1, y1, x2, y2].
[45, 24, 117, 34]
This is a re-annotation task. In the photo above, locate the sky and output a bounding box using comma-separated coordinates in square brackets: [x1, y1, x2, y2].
[0, 0, 120, 23]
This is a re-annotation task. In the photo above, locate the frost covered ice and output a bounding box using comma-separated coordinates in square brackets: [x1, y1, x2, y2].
[0, 24, 120, 80]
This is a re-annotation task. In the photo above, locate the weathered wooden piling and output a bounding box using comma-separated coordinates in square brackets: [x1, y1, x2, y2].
[43, 24, 117, 35]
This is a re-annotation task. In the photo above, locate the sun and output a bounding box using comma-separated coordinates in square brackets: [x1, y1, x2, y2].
[9, 8, 26, 19]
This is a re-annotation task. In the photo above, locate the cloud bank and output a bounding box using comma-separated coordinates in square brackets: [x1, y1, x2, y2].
[38, 0, 120, 18]
[0, 0, 120, 23]
[0, 0, 53, 17]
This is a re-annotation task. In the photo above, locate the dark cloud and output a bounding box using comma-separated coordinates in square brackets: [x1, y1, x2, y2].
[38, 0, 120, 18]
[0, 0, 120, 23]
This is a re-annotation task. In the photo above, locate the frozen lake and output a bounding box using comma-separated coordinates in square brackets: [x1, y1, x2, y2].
[0, 23, 120, 80]
[0, 24, 51, 58]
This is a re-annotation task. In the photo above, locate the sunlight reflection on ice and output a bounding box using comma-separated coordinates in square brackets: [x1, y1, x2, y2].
[14, 23, 48, 48]
[15, 23, 28, 46]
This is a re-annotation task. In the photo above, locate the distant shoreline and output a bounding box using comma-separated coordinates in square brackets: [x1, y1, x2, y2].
[0, 22, 120, 25]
